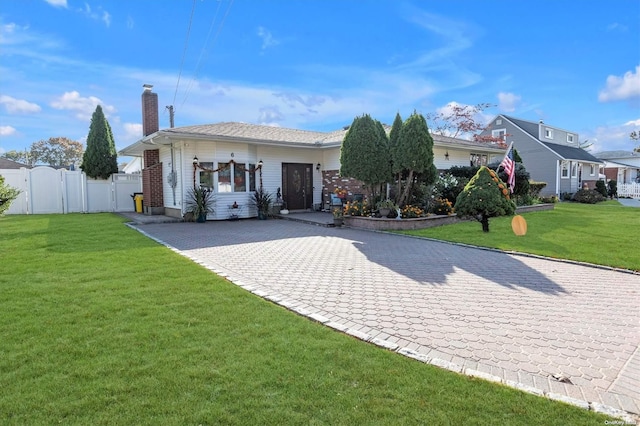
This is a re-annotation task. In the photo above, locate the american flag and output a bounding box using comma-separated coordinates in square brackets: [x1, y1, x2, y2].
[500, 142, 515, 192]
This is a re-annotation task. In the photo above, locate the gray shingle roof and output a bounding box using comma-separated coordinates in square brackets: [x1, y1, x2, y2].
[163, 122, 346, 145]
[502, 115, 601, 163]
[541, 142, 602, 163]
[593, 150, 640, 160]
[0, 158, 30, 169]
[157, 121, 505, 151]
[503, 115, 540, 138]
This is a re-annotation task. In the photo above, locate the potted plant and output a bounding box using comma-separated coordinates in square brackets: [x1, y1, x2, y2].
[332, 207, 344, 226]
[376, 199, 397, 217]
[185, 186, 215, 222]
[251, 187, 273, 219]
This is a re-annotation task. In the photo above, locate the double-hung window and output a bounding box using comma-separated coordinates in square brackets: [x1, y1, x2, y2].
[217, 162, 256, 192]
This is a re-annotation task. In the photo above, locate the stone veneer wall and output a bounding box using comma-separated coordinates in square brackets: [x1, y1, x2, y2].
[342, 203, 555, 231]
[321, 169, 366, 207]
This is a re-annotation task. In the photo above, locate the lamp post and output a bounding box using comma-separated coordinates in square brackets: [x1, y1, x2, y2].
[257, 159, 264, 189]
[192, 156, 199, 187]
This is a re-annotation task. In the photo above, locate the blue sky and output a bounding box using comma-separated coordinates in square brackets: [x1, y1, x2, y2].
[1, 0, 639, 157]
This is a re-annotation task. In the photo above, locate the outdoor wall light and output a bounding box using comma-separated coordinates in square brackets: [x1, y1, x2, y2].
[192, 156, 199, 165]
[316, 163, 321, 171]
[444, 151, 449, 160]
[258, 159, 264, 168]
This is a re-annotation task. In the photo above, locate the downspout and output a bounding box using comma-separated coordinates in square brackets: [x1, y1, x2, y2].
[555, 160, 560, 196]
[170, 142, 177, 206]
[180, 142, 185, 217]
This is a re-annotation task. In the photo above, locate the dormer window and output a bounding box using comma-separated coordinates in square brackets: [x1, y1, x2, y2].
[492, 129, 506, 140]
[544, 128, 553, 139]
[567, 134, 574, 143]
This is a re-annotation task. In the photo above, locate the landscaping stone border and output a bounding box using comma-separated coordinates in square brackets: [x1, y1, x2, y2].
[342, 203, 555, 231]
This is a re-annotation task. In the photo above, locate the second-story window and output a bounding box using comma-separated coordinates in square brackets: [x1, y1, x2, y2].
[545, 128, 553, 139]
[567, 134, 574, 143]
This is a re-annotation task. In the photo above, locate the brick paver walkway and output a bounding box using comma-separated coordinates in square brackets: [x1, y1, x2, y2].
[133, 219, 639, 419]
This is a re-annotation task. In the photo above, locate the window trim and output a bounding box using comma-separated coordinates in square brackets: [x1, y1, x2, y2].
[544, 128, 554, 139]
[590, 164, 595, 176]
[571, 162, 578, 178]
[491, 128, 506, 140]
[567, 133, 574, 143]
[561, 161, 569, 179]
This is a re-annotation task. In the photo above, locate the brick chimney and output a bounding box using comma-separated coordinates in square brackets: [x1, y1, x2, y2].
[142, 84, 159, 136]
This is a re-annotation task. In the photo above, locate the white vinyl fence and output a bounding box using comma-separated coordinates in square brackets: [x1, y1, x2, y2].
[618, 183, 640, 199]
[1, 166, 142, 215]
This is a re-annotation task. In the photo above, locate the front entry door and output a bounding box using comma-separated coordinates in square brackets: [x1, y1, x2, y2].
[282, 163, 312, 210]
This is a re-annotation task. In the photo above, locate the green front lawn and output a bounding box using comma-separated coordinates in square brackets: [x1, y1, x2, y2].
[0, 214, 615, 425]
[401, 201, 639, 272]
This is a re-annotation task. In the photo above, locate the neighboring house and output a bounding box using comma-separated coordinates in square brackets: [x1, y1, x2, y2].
[478, 115, 603, 197]
[121, 157, 142, 174]
[594, 151, 640, 184]
[0, 158, 31, 169]
[119, 86, 505, 220]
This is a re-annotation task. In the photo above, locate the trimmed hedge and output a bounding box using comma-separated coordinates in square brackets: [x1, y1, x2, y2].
[573, 189, 605, 204]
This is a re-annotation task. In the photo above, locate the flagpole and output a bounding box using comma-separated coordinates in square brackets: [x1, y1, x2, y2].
[495, 141, 514, 173]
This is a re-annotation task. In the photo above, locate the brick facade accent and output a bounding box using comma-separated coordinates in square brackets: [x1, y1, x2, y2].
[142, 89, 159, 137]
[142, 149, 164, 214]
[321, 169, 366, 206]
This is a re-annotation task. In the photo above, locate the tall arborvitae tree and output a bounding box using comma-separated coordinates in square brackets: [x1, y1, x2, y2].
[389, 112, 403, 200]
[454, 166, 516, 232]
[81, 105, 118, 179]
[340, 114, 391, 200]
[395, 111, 437, 207]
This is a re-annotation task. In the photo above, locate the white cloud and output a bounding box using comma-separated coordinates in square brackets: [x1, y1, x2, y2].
[497, 92, 521, 112]
[126, 15, 134, 30]
[0, 95, 42, 113]
[606, 22, 628, 32]
[77, 3, 111, 27]
[44, 0, 67, 7]
[258, 106, 284, 125]
[257, 26, 279, 51]
[598, 66, 640, 102]
[102, 11, 111, 27]
[0, 125, 17, 136]
[50, 91, 116, 121]
[122, 123, 142, 140]
[586, 119, 640, 153]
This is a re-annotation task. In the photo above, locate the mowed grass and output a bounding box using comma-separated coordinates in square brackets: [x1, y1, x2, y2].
[0, 214, 614, 425]
[401, 201, 639, 272]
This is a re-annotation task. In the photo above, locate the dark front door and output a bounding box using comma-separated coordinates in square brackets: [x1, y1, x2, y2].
[282, 163, 312, 210]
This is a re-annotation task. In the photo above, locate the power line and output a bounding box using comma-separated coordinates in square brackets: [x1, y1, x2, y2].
[172, 0, 198, 108]
[180, 0, 236, 108]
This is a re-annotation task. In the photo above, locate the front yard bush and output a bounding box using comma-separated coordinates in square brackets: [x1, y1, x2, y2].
[573, 189, 605, 204]
[595, 180, 608, 198]
[430, 197, 454, 215]
[529, 181, 547, 198]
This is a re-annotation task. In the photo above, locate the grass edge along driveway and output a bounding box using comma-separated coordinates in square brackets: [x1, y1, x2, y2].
[0, 214, 616, 425]
[400, 201, 639, 273]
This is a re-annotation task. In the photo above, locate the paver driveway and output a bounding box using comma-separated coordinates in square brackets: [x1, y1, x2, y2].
[133, 219, 639, 417]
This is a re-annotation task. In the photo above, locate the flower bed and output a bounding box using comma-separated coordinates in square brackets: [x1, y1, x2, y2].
[342, 204, 554, 231]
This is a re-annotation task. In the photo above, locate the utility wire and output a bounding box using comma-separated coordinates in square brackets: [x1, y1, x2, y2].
[172, 0, 198, 109]
[181, 0, 236, 108]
